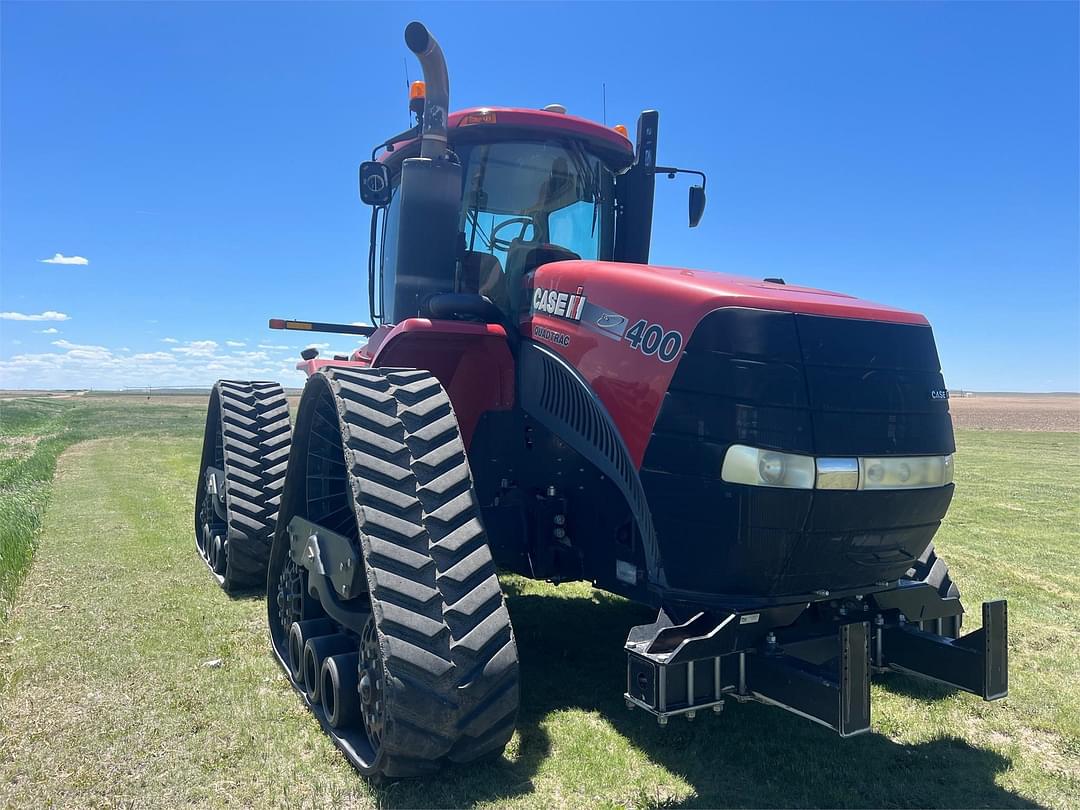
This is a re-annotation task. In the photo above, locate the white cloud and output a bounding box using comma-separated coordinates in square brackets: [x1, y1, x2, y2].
[39, 253, 89, 266]
[51, 339, 112, 362]
[225, 340, 246, 347]
[170, 339, 218, 357]
[305, 343, 331, 350]
[1, 310, 70, 321]
[258, 343, 290, 350]
[52, 339, 106, 351]
[161, 337, 179, 344]
[37, 327, 60, 334]
[1, 338, 302, 389]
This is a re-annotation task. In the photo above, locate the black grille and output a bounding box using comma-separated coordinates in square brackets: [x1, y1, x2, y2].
[641, 307, 956, 597]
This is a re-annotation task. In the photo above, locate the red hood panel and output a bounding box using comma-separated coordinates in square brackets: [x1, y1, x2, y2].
[538, 261, 926, 325]
[524, 261, 929, 466]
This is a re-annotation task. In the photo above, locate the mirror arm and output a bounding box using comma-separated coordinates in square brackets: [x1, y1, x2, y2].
[370, 124, 422, 161]
[654, 165, 706, 190]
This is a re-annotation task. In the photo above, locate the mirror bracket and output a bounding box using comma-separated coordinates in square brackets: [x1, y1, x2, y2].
[654, 165, 708, 228]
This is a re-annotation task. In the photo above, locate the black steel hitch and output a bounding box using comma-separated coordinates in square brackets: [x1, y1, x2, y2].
[877, 600, 1008, 700]
[624, 598, 1008, 735]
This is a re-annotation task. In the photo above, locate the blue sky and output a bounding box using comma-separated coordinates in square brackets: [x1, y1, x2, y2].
[1, 1, 1077, 391]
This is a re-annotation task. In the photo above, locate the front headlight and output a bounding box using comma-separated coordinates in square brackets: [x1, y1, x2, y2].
[859, 455, 953, 490]
[721, 445, 954, 491]
[720, 445, 816, 489]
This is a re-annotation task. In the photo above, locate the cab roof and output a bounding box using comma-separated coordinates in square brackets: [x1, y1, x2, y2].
[378, 106, 635, 171]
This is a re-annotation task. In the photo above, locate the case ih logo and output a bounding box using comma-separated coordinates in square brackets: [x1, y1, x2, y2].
[532, 286, 587, 322]
[930, 389, 950, 400]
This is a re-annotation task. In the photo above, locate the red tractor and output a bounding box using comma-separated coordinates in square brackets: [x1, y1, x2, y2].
[195, 22, 1007, 778]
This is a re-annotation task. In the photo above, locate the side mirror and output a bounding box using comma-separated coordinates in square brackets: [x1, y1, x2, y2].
[689, 184, 706, 228]
[359, 161, 392, 206]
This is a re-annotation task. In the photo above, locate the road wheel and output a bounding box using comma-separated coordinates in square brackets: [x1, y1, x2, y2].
[266, 367, 519, 777]
[195, 380, 291, 591]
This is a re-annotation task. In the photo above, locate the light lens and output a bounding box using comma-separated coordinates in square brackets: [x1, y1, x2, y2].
[723, 447, 954, 491]
[460, 110, 497, 126]
[409, 80, 426, 100]
[721, 445, 816, 489]
[859, 455, 954, 490]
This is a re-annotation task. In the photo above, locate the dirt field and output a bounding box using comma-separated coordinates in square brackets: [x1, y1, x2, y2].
[949, 394, 1079, 432]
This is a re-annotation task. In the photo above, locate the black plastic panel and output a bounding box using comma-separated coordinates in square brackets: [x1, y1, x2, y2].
[689, 308, 803, 362]
[653, 391, 813, 453]
[796, 315, 940, 370]
[640, 307, 957, 599]
[812, 411, 955, 456]
[672, 354, 807, 407]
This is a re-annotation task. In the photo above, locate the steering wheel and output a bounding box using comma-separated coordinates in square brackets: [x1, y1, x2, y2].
[489, 217, 533, 252]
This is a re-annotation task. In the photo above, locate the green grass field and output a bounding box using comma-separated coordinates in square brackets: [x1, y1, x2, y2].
[0, 397, 1077, 808]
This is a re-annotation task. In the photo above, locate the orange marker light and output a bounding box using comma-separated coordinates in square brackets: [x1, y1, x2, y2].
[614, 124, 629, 137]
[409, 80, 426, 100]
[461, 110, 498, 126]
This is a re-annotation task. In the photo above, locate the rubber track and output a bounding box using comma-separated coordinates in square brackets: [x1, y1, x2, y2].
[328, 367, 519, 776]
[210, 380, 291, 590]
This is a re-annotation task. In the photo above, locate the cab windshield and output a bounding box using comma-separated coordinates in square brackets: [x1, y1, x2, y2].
[456, 140, 614, 314]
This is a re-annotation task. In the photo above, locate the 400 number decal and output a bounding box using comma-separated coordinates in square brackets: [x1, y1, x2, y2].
[624, 319, 683, 362]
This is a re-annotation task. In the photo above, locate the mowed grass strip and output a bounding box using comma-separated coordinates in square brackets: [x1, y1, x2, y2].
[0, 397, 204, 614]
[0, 437, 369, 807]
[0, 420, 1077, 808]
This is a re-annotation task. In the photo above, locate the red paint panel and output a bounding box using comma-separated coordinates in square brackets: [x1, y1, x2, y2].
[367, 318, 514, 447]
[379, 106, 634, 165]
[296, 357, 371, 377]
[524, 261, 930, 467]
[450, 107, 633, 154]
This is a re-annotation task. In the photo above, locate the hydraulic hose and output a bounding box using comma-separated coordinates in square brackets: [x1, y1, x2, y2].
[404, 21, 449, 159]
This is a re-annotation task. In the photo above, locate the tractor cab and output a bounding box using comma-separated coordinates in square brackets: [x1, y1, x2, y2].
[361, 95, 700, 328]
[363, 105, 637, 325]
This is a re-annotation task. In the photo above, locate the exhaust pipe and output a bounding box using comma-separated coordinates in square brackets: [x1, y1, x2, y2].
[303, 634, 357, 702]
[404, 21, 449, 159]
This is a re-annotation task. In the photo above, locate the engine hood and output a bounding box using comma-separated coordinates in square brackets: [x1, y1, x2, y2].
[531, 260, 927, 326]
[523, 260, 938, 466]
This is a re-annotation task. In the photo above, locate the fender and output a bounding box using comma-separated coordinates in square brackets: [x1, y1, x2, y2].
[368, 318, 514, 447]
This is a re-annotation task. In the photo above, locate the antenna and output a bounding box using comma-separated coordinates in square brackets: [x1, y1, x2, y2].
[602, 82, 607, 126]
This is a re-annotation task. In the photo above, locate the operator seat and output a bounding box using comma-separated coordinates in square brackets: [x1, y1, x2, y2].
[461, 250, 510, 314]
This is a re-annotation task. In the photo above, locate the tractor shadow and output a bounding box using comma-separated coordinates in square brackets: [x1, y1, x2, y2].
[373, 583, 1039, 809]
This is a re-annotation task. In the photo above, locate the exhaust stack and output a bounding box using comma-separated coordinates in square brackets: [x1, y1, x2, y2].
[404, 21, 449, 159]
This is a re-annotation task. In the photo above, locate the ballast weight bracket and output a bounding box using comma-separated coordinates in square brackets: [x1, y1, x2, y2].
[624, 598, 1007, 734]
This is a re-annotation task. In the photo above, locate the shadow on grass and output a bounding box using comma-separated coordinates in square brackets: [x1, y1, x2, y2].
[373, 584, 1038, 809]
